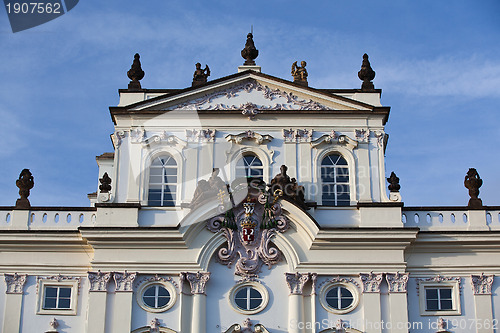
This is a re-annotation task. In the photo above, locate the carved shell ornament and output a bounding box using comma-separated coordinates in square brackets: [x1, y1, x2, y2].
[206, 178, 289, 278]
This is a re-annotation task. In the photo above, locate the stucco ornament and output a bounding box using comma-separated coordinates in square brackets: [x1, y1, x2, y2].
[207, 178, 289, 278]
[385, 272, 409, 293]
[4, 273, 27, 294]
[359, 272, 383, 293]
[470, 273, 494, 295]
[88, 270, 112, 292]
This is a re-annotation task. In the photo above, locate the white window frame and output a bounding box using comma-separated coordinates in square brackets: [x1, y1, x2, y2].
[319, 281, 359, 314]
[419, 280, 461, 316]
[136, 281, 177, 313]
[320, 153, 350, 206]
[147, 155, 178, 207]
[36, 279, 79, 315]
[228, 281, 269, 315]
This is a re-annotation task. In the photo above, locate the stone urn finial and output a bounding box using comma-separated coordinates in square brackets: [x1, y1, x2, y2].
[387, 172, 400, 192]
[464, 168, 483, 208]
[358, 53, 376, 91]
[127, 53, 145, 90]
[241, 32, 259, 66]
[99, 172, 112, 193]
[15, 169, 34, 209]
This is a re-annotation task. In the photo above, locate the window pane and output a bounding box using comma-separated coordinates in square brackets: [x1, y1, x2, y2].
[143, 296, 156, 307]
[340, 298, 353, 309]
[44, 297, 57, 309]
[249, 298, 262, 309]
[58, 298, 71, 309]
[157, 296, 170, 307]
[439, 288, 452, 299]
[440, 300, 453, 310]
[249, 288, 261, 298]
[45, 287, 57, 297]
[340, 287, 352, 298]
[144, 287, 155, 296]
[426, 289, 438, 299]
[235, 298, 247, 309]
[59, 288, 71, 298]
[336, 156, 348, 165]
[158, 287, 169, 296]
[235, 289, 247, 299]
[164, 168, 177, 176]
[426, 299, 439, 310]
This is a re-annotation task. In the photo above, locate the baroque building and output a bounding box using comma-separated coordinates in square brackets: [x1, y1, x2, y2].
[1, 35, 499, 333]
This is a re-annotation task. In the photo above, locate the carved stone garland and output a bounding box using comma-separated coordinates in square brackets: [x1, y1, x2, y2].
[207, 181, 289, 278]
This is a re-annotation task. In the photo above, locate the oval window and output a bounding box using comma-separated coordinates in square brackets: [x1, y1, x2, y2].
[229, 282, 269, 315]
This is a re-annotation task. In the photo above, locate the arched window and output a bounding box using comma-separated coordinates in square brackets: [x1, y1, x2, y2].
[148, 155, 177, 206]
[235, 154, 263, 180]
[321, 153, 350, 206]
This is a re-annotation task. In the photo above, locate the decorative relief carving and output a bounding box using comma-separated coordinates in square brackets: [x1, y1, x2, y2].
[113, 271, 137, 292]
[282, 128, 313, 143]
[186, 129, 216, 142]
[310, 273, 318, 295]
[354, 129, 370, 143]
[130, 130, 188, 150]
[226, 130, 273, 145]
[359, 272, 383, 293]
[285, 272, 310, 295]
[180, 272, 210, 295]
[416, 275, 462, 295]
[225, 319, 271, 333]
[4, 273, 27, 294]
[207, 180, 289, 278]
[36, 275, 82, 294]
[135, 274, 179, 291]
[130, 127, 145, 143]
[317, 276, 361, 291]
[165, 80, 331, 119]
[45, 318, 59, 333]
[88, 271, 112, 292]
[470, 273, 494, 295]
[311, 133, 358, 150]
[150, 318, 161, 333]
[111, 130, 126, 148]
[386, 272, 409, 293]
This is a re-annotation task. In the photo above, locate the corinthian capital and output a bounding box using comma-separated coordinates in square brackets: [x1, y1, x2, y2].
[88, 271, 112, 292]
[4, 273, 27, 294]
[385, 272, 409, 293]
[181, 272, 210, 295]
[360, 272, 383, 293]
[471, 273, 494, 295]
[285, 272, 310, 295]
[113, 271, 137, 292]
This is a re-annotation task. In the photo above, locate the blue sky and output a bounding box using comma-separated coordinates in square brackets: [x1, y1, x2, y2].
[0, 0, 499, 207]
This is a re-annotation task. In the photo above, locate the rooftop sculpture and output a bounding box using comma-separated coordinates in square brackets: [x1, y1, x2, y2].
[127, 53, 145, 90]
[291, 61, 308, 86]
[464, 168, 483, 208]
[358, 53, 376, 91]
[192, 63, 210, 87]
[241, 32, 259, 66]
[15, 169, 34, 209]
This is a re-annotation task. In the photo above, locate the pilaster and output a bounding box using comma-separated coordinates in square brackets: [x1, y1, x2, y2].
[385, 273, 409, 333]
[110, 271, 137, 333]
[3, 273, 27, 333]
[181, 272, 210, 333]
[471, 274, 494, 333]
[286, 272, 310, 333]
[86, 271, 111, 333]
[360, 273, 383, 333]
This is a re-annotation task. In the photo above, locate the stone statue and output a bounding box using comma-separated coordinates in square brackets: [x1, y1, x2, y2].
[99, 172, 112, 193]
[270, 165, 308, 210]
[192, 63, 210, 87]
[358, 53, 375, 91]
[291, 61, 308, 86]
[387, 172, 400, 192]
[241, 33, 259, 66]
[464, 168, 483, 208]
[189, 168, 227, 210]
[15, 169, 34, 209]
[127, 53, 145, 90]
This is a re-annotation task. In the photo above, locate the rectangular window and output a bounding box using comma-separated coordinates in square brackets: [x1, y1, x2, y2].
[418, 279, 461, 316]
[43, 286, 72, 309]
[36, 278, 79, 315]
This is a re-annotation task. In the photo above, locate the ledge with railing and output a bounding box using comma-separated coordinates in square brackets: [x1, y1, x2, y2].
[0, 207, 97, 230]
[402, 206, 500, 231]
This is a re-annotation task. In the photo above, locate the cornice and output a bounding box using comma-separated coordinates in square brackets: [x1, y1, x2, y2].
[79, 228, 186, 249]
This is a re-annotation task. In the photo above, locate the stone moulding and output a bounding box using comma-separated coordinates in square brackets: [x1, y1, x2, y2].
[285, 272, 311, 295]
[134, 274, 179, 291]
[311, 133, 358, 150]
[88, 271, 112, 292]
[36, 275, 82, 294]
[283, 128, 314, 143]
[180, 272, 210, 295]
[113, 271, 137, 292]
[164, 79, 331, 119]
[386, 272, 409, 293]
[185, 129, 216, 143]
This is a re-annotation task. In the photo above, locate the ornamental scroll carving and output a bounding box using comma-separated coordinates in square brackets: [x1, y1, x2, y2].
[165, 80, 331, 119]
[386, 272, 409, 293]
[207, 178, 289, 278]
[359, 272, 383, 293]
[88, 271, 112, 292]
[311, 132, 358, 150]
[470, 273, 494, 295]
[416, 275, 462, 295]
[283, 128, 313, 143]
[4, 273, 27, 294]
[226, 131, 273, 145]
[186, 129, 216, 143]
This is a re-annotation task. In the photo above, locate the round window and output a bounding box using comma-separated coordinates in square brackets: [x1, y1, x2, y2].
[319, 282, 359, 314]
[136, 281, 177, 313]
[229, 282, 269, 315]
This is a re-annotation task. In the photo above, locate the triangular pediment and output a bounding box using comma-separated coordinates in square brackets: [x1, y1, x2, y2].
[124, 71, 374, 114]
